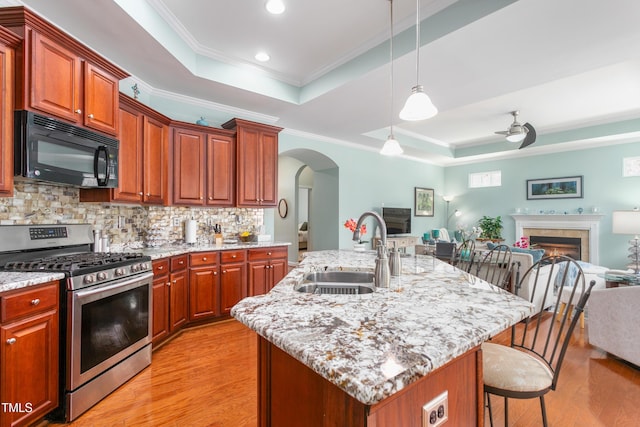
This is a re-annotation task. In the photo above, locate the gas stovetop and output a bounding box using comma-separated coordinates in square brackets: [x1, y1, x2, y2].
[3, 252, 149, 274]
[0, 224, 152, 290]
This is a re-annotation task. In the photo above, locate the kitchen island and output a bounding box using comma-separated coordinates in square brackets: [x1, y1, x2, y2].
[231, 250, 533, 426]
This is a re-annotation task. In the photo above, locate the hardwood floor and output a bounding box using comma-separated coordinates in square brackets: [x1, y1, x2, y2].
[45, 317, 639, 426]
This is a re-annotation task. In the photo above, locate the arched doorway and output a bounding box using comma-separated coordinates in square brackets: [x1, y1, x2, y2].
[276, 149, 339, 264]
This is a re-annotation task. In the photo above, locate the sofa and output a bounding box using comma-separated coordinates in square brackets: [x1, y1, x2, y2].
[588, 285, 640, 366]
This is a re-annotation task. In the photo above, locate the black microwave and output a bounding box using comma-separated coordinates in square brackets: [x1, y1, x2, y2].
[14, 110, 119, 188]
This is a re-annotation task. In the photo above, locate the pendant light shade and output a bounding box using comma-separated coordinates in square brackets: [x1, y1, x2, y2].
[400, 0, 437, 122]
[380, 0, 403, 156]
[399, 85, 437, 121]
[381, 135, 403, 156]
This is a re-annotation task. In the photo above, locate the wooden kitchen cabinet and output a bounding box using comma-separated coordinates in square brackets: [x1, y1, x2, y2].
[219, 250, 246, 316]
[0, 281, 59, 427]
[151, 258, 170, 347]
[0, 7, 128, 136]
[169, 255, 189, 332]
[0, 27, 19, 197]
[80, 94, 170, 205]
[248, 247, 288, 296]
[172, 122, 236, 207]
[188, 252, 220, 321]
[222, 118, 282, 207]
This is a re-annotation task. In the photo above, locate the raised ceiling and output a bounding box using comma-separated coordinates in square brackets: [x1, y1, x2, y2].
[5, 0, 640, 165]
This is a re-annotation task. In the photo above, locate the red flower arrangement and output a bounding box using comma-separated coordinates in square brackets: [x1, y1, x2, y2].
[514, 236, 529, 249]
[344, 219, 367, 243]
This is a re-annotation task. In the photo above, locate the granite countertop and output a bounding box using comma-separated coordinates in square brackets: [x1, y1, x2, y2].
[231, 250, 534, 406]
[0, 272, 66, 293]
[129, 241, 291, 260]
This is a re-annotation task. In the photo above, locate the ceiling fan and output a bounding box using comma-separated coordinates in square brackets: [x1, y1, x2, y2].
[495, 110, 537, 149]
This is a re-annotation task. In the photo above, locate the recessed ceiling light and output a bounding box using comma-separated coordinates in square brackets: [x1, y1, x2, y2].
[265, 0, 285, 15]
[255, 52, 270, 62]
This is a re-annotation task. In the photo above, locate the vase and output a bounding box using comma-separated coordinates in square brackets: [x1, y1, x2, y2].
[353, 242, 366, 251]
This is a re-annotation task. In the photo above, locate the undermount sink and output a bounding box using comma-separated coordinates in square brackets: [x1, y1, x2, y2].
[296, 271, 375, 295]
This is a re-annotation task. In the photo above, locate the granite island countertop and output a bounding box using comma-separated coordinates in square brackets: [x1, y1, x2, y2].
[231, 249, 534, 406]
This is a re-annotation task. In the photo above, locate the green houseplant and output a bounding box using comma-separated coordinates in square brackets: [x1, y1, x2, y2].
[477, 216, 503, 241]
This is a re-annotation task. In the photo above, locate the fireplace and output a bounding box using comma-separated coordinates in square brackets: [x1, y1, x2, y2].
[512, 214, 604, 264]
[529, 236, 581, 260]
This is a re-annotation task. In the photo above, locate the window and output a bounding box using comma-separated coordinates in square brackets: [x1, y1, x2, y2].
[623, 157, 640, 177]
[468, 170, 501, 188]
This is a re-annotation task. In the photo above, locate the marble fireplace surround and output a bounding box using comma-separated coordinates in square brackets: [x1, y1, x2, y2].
[512, 214, 605, 265]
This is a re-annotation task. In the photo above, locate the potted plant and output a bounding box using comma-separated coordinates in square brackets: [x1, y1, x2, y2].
[477, 216, 503, 242]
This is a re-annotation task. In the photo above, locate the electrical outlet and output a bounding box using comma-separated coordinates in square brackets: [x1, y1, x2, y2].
[172, 217, 181, 227]
[422, 391, 448, 427]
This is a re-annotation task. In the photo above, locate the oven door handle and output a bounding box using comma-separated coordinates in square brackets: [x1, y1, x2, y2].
[74, 272, 153, 300]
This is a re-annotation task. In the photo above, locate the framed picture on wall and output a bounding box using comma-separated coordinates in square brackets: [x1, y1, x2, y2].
[414, 187, 434, 216]
[526, 176, 583, 200]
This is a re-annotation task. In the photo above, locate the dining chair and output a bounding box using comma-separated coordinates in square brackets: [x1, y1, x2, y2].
[471, 244, 513, 290]
[454, 239, 475, 273]
[435, 241, 456, 263]
[483, 255, 597, 427]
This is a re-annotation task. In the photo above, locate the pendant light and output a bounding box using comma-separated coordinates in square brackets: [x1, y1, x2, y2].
[381, 0, 403, 156]
[399, 0, 437, 121]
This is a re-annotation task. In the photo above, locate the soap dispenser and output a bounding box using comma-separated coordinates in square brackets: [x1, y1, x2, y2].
[389, 241, 401, 277]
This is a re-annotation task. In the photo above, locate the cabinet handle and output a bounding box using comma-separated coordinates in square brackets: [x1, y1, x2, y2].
[146, 193, 151, 196]
[202, 257, 207, 261]
[179, 261, 184, 265]
[157, 266, 164, 270]
[31, 298, 40, 306]
[172, 280, 177, 284]
[222, 270, 227, 274]
[139, 192, 143, 196]
[213, 271, 218, 275]
[6, 338, 16, 345]
[267, 252, 272, 256]
[232, 255, 236, 258]
[208, 197, 213, 200]
[88, 113, 94, 119]
[200, 197, 203, 200]
[75, 109, 82, 114]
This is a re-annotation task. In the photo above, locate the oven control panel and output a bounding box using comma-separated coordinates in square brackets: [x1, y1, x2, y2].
[30, 226, 68, 240]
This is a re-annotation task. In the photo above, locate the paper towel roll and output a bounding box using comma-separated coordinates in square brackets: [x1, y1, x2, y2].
[185, 219, 197, 244]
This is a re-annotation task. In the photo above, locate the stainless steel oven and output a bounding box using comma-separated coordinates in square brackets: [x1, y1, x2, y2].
[0, 224, 152, 422]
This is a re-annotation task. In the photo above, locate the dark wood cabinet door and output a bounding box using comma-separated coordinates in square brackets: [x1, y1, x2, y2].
[83, 62, 119, 135]
[0, 311, 58, 427]
[173, 128, 205, 205]
[30, 31, 81, 124]
[220, 263, 246, 315]
[143, 116, 169, 205]
[206, 133, 235, 206]
[112, 105, 143, 203]
[248, 261, 268, 296]
[169, 270, 188, 332]
[259, 130, 279, 207]
[189, 267, 220, 321]
[152, 274, 169, 346]
[0, 33, 15, 197]
[236, 126, 261, 207]
[270, 258, 288, 289]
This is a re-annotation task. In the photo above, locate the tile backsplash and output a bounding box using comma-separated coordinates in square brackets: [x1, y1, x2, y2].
[0, 181, 264, 249]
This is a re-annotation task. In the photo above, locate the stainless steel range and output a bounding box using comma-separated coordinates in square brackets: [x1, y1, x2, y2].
[0, 224, 152, 422]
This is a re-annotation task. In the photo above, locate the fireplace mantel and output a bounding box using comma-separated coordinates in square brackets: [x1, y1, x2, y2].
[511, 214, 605, 264]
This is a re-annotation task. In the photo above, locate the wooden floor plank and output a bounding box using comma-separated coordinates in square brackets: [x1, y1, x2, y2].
[43, 316, 640, 426]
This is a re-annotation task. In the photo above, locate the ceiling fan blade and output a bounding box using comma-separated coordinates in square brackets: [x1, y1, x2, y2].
[519, 123, 537, 149]
[494, 131, 509, 136]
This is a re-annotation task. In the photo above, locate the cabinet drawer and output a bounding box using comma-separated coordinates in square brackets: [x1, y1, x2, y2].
[171, 255, 188, 271]
[1, 282, 58, 323]
[221, 250, 245, 264]
[248, 246, 287, 261]
[190, 252, 219, 267]
[152, 258, 170, 276]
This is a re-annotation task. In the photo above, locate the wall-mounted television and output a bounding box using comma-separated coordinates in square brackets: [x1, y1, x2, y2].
[382, 207, 412, 235]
